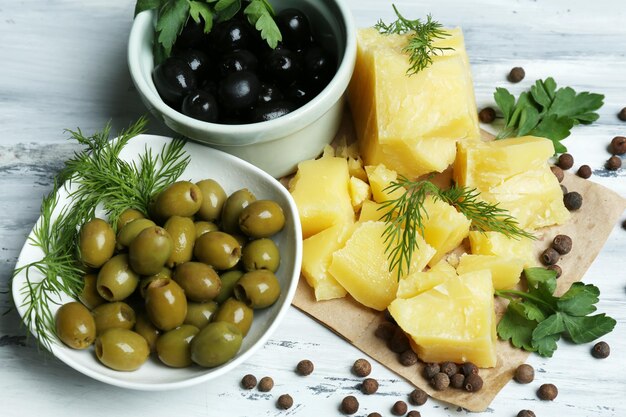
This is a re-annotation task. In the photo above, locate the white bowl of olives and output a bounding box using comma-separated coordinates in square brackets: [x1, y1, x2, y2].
[128, 0, 357, 178]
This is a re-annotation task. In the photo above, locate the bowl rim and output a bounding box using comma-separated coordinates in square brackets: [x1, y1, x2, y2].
[127, 0, 357, 145]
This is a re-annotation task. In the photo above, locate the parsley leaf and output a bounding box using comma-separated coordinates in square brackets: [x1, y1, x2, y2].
[214, 0, 241, 22]
[494, 78, 604, 153]
[244, 0, 282, 49]
[496, 301, 537, 351]
[154, 0, 190, 60]
[189, 1, 214, 33]
[135, 0, 161, 17]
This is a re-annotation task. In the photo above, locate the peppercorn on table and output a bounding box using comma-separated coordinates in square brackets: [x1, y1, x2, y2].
[1, 1, 625, 416]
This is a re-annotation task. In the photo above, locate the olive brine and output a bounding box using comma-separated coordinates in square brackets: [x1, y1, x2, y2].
[55, 179, 286, 371]
[152, 8, 337, 124]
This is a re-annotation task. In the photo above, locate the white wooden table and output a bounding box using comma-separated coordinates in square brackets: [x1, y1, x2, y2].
[1, 1, 625, 416]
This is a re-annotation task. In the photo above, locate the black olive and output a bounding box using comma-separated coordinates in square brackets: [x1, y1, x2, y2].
[304, 46, 336, 92]
[176, 49, 213, 80]
[218, 71, 261, 111]
[218, 49, 258, 78]
[181, 90, 219, 123]
[174, 17, 210, 51]
[250, 101, 296, 123]
[201, 79, 218, 95]
[284, 81, 314, 106]
[258, 83, 284, 104]
[153, 57, 197, 108]
[211, 19, 251, 53]
[276, 8, 312, 50]
[263, 48, 302, 86]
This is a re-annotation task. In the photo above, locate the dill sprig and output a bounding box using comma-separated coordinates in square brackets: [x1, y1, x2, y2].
[374, 5, 453, 75]
[379, 177, 535, 281]
[12, 117, 190, 350]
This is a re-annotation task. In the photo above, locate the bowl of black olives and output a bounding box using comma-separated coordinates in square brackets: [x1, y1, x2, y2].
[128, 0, 356, 178]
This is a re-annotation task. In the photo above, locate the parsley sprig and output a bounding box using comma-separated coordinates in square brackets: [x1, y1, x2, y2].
[496, 268, 616, 357]
[494, 77, 604, 153]
[374, 5, 453, 75]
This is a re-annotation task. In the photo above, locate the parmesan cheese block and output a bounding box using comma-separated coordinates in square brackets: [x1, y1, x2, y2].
[456, 254, 523, 290]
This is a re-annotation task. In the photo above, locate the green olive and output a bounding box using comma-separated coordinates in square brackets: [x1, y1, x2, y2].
[55, 302, 96, 349]
[196, 179, 227, 222]
[215, 270, 244, 304]
[116, 218, 156, 250]
[221, 189, 256, 234]
[173, 262, 221, 302]
[194, 231, 241, 270]
[139, 267, 172, 298]
[164, 216, 195, 267]
[79, 273, 106, 309]
[95, 328, 149, 371]
[92, 301, 136, 335]
[190, 321, 242, 368]
[134, 312, 160, 352]
[194, 221, 219, 239]
[239, 200, 285, 238]
[145, 278, 187, 331]
[116, 208, 145, 230]
[96, 254, 140, 301]
[156, 324, 199, 368]
[79, 218, 116, 268]
[184, 301, 218, 329]
[128, 226, 173, 275]
[234, 270, 281, 309]
[214, 298, 254, 336]
[154, 181, 203, 219]
[241, 238, 281, 272]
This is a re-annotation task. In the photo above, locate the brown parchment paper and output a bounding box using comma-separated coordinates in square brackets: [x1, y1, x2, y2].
[290, 119, 626, 412]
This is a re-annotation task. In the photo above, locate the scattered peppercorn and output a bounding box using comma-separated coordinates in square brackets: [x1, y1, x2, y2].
[479, 107, 496, 123]
[352, 358, 372, 377]
[258, 376, 274, 392]
[517, 410, 536, 417]
[388, 327, 411, 353]
[547, 264, 562, 278]
[591, 341, 610, 359]
[375, 321, 397, 341]
[296, 359, 314, 376]
[340, 396, 359, 415]
[623, 219, 626, 231]
[440, 361, 458, 377]
[577, 164, 592, 179]
[464, 374, 484, 392]
[241, 374, 257, 390]
[409, 388, 428, 406]
[399, 350, 418, 366]
[508, 67, 525, 83]
[368, 413, 382, 417]
[619, 108, 626, 122]
[514, 364, 535, 384]
[541, 247, 560, 265]
[560, 184, 568, 195]
[423, 363, 440, 379]
[450, 373, 465, 389]
[557, 153, 574, 170]
[384, 309, 397, 324]
[407, 411, 422, 417]
[550, 165, 565, 183]
[431, 372, 450, 391]
[461, 362, 479, 376]
[552, 234, 572, 255]
[391, 400, 408, 416]
[607, 155, 622, 170]
[611, 136, 626, 155]
[361, 378, 379, 395]
[277, 394, 293, 410]
[563, 191, 583, 211]
[537, 383, 558, 401]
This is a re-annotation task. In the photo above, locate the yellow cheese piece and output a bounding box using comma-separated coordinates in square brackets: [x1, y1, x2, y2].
[456, 254, 523, 290]
[388, 270, 497, 368]
[365, 164, 405, 203]
[358, 199, 394, 222]
[301, 223, 355, 301]
[397, 259, 457, 299]
[421, 196, 471, 266]
[469, 231, 537, 268]
[329, 221, 435, 311]
[348, 27, 480, 178]
[349, 176, 371, 212]
[289, 156, 354, 238]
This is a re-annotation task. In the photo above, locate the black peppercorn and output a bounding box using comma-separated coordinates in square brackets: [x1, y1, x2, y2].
[375, 321, 397, 341]
[296, 359, 314, 376]
[361, 378, 379, 395]
[388, 327, 411, 353]
[547, 264, 562, 278]
[407, 411, 422, 417]
[619, 108, 626, 122]
[508, 67, 525, 83]
[399, 350, 418, 366]
[541, 247, 560, 265]
[577, 164, 592, 179]
[464, 374, 483, 392]
[479, 107, 496, 123]
[440, 361, 458, 377]
[514, 364, 535, 384]
[611, 136, 626, 155]
[409, 388, 428, 406]
[277, 394, 293, 410]
[258, 376, 274, 392]
[563, 191, 583, 211]
[423, 362, 440, 379]
[591, 341, 610, 359]
[552, 234, 572, 255]
[368, 413, 382, 417]
[391, 400, 408, 416]
[341, 396, 359, 415]
[557, 153, 574, 170]
[517, 410, 536, 417]
[241, 374, 257, 389]
[450, 373, 465, 389]
[352, 358, 372, 377]
[537, 383, 558, 400]
[551, 165, 564, 182]
[431, 372, 450, 391]
[461, 362, 479, 376]
[607, 155, 622, 170]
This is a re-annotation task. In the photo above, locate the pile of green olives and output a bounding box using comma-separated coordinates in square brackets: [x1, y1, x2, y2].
[55, 178, 287, 372]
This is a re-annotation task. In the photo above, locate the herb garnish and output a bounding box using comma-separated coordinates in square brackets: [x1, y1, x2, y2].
[496, 267, 616, 357]
[374, 5, 453, 75]
[12, 117, 189, 350]
[379, 177, 534, 281]
[494, 77, 604, 153]
[135, 0, 282, 64]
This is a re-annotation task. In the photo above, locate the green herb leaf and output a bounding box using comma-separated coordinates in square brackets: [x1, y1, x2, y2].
[524, 267, 557, 294]
[135, 0, 162, 17]
[188, 1, 214, 33]
[215, 0, 241, 22]
[496, 301, 538, 352]
[155, 0, 190, 56]
[531, 313, 564, 357]
[557, 282, 599, 316]
[244, 0, 282, 49]
[562, 314, 616, 344]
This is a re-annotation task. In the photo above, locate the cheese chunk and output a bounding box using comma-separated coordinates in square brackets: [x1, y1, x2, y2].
[456, 254, 523, 290]
[397, 259, 457, 299]
[421, 196, 471, 267]
[469, 231, 537, 268]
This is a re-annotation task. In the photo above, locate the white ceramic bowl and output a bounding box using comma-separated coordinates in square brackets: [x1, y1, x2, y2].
[12, 134, 302, 390]
[128, 0, 357, 178]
